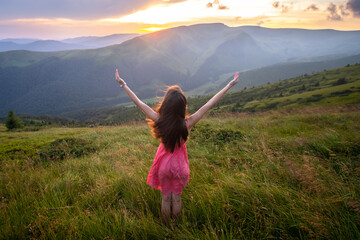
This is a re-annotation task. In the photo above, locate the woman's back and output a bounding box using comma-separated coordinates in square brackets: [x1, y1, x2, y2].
[148, 85, 189, 153]
[115, 68, 239, 223]
[147, 119, 190, 195]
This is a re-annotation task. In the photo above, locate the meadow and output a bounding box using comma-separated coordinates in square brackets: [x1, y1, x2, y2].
[1, 107, 359, 239]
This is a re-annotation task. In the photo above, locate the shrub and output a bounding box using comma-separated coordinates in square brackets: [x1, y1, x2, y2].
[4, 110, 23, 130]
[330, 90, 352, 97]
[191, 124, 243, 146]
[333, 78, 347, 86]
[39, 137, 97, 162]
[305, 94, 323, 103]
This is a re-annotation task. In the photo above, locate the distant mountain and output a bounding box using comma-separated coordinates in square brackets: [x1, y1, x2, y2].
[238, 26, 360, 60]
[0, 33, 140, 52]
[0, 40, 87, 52]
[62, 33, 141, 48]
[0, 38, 39, 44]
[1, 23, 360, 115]
[0, 41, 21, 52]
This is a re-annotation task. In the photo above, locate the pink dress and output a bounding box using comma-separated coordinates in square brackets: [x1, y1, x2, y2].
[147, 122, 190, 195]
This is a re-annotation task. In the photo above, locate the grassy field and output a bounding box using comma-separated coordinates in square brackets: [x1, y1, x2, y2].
[1, 107, 359, 239]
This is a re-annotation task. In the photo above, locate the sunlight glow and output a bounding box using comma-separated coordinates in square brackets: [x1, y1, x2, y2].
[3, 0, 360, 39]
[143, 27, 167, 32]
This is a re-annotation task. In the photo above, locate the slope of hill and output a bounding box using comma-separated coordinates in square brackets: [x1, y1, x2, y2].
[1, 23, 360, 115]
[206, 63, 360, 113]
[230, 54, 360, 92]
[186, 54, 360, 97]
[59, 63, 360, 124]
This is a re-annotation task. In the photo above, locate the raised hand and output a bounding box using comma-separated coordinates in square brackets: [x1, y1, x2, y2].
[115, 68, 159, 121]
[228, 72, 239, 87]
[115, 69, 125, 85]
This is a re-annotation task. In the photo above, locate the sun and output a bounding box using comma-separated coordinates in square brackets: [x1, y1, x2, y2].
[143, 27, 167, 32]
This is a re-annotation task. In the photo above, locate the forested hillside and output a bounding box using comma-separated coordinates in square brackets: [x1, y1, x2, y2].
[1, 24, 360, 115]
[60, 63, 360, 124]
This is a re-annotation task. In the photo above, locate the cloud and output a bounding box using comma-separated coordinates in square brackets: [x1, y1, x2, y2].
[327, 3, 342, 21]
[272, 1, 280, 8]
[272, 1, 292, 13]
[304, 4, 319, 12]
[218, 4, 229, 10]
[206, 0, 229, 10]
[340, 4, 350, 16]
[347, 0, 360, 17]
[281, 4, 291, 13]
[234, 15, 271, 26]
[234, 16, 242, 22]
[0, 0, 183, 20]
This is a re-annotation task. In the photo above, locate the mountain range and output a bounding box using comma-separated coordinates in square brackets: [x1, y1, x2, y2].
[1, 23, 360, 116]
[0, 34, 140, 52]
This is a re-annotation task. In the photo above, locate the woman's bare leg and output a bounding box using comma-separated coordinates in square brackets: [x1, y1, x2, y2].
[171, 193, 182, 220]
[161, 194, 171, 224]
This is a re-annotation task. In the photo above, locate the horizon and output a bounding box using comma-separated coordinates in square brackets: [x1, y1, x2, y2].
[1, 0, 360, 39]
[1, 23, 360, 41]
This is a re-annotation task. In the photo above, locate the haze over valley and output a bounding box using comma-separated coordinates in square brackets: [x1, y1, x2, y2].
[1, 23, 360, 115]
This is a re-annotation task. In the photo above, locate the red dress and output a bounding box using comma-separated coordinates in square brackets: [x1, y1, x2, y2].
[147, 122, 190, 195]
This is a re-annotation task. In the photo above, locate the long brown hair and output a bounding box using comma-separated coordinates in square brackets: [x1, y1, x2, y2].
[148, 85, 188, 152]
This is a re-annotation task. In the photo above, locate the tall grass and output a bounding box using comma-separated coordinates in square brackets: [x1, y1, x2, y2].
[1, 109, 359, 239]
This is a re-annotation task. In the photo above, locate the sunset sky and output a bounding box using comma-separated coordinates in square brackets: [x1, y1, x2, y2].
[0, 0, 359, 39]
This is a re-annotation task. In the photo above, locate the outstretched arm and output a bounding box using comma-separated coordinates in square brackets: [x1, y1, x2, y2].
[115, 69, 159, 121]
[187, 72, 239, 129]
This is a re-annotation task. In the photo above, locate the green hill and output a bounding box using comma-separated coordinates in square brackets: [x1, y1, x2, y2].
[61, 63, 360, 125]
[203, 63, 360, 113]
[1, 24, 360, 115]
